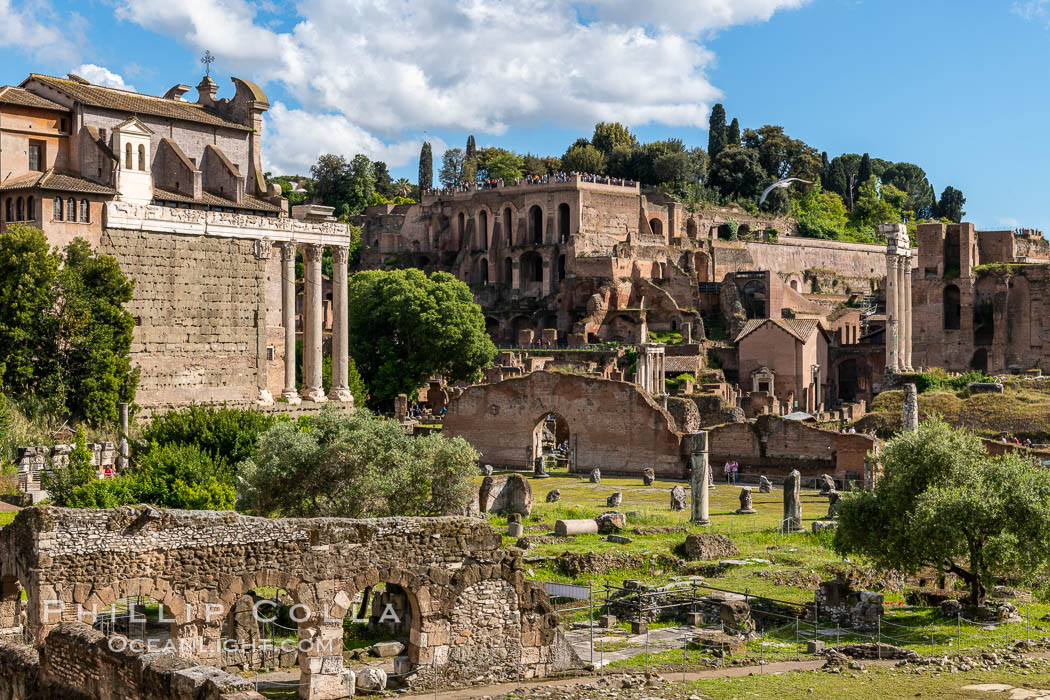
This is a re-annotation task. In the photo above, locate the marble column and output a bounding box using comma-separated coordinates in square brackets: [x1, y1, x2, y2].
[328, 245, 353, 403]
[886, 254, 899, 373]
[902, 253, 913, 371]
[690, 432, 710, 525]
[281, 243, 300, 403]
[302, 244, 326, 402]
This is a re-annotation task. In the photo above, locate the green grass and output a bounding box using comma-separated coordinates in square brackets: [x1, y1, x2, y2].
[0, 512, 16, 527]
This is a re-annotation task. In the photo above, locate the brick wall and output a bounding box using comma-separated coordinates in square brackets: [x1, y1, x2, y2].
[99, 228, 269, 405]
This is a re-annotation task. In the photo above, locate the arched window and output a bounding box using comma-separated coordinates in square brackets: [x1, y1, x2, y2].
[80, 199, 89, 223]
[15, 197, 24, 221]
[943, 285, 961, 330]
[53, 197, 63, 221]
[558, 203, 570, 240]
[457, 212, 465, 240]
[649, 218, 663, 237]
[67, 197, 77, 223]
[26, 196, 34, 221]
[504, 207, 513, 245]
[125, 143, 133, 169]
[4, 198, 11, 222]
[479, 259, 489, 285]
[529, 205, 543, 244]
[138, 144, 146, 171]
[504, 257, 513, 285]
[478, 210, 488, 249]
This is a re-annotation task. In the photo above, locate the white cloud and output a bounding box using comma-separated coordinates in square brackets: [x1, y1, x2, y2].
[71, 64, 135, 91]
[0, 0, 83, 64]
[115, 0, 807, 173]
[1013, 1, 1050, 20]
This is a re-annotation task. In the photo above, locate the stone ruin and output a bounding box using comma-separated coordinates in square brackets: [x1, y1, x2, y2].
[478, 473, 533, 516]
[782, 469, 804, 533]
[814, 580, 884, 630]
[903, 382, 919, 432]
[15, 443, 118, 496]
[0, 507, 582, 699]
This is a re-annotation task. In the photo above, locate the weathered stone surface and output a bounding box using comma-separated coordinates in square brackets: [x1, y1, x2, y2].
[545, 489, 561, 503]
[371, 641, 405, 658]
[595, 511, 627, 533]
[480, 464, 494, 476]
[783, 469, 804, 533]
[735, 487, 756, 514]
[669, 485, 687, 511]
[902, 383, 919, 432]
[356, 668, 387, 691]
[759, 476, 773, 493]
[682, 533, 738, 561]
[642, 468, 655, 486]
[590, 469, 601, 483]
[555, 519, 599, 536]
[826, 490, 842, 519]
[817, 474, 836, 495]
[479, 474, 533, 516]
[718, 600, 755, 637]
[606, 535, 632, 544]
[606, 491, 622, 508]
[812, 520, 838, 534]
[689, 431, 710, 525]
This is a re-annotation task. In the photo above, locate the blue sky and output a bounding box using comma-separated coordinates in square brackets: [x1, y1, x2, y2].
[2, 0, 1050, 231]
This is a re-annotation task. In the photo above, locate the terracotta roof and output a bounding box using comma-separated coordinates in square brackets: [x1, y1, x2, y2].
[24, 74, 252, 131]
[664, 356, 702, 374]
[0, 169, 116, 195]
[735, 318, 820, 344]
[153, 186, 281, 213]
[0, 85, 69, 112]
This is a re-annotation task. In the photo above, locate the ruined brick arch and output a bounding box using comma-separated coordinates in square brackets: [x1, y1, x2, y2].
[557, 202, 570, 240]
[529, 205, 544, 245]
[649, 218, 663, 237]
[503, 205, 515, 246]
[477, 208, 490, 249]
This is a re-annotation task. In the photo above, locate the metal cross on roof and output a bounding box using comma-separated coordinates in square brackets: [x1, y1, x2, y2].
[201, 50, 215, 77]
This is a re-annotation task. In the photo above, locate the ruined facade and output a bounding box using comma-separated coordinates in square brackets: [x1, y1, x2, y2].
[912, 223, 1050, 374]
[0, 73, 354, 407]
[0, 507, 580, 699]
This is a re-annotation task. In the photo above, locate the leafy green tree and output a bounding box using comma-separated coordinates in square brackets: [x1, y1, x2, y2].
[591, 122, 637, 154]
[834, 419, 1050, 605]
[653, 151, 691, 189]
[851, 175, 903, 230]
[726, 118, 741, 147]
[372, 161, 394, 197]
[476, 148, 525, 181]
[826, 154, 862, 210]
[706, 146, 767, 201]
[742, 125, 821, 182]
[418, 141, 433, 191]
[792, 186, 850, 239]
[688, 147, 708, 184]
[310, 154, 349, 209]
[136, 405, 279, 466]
[561, 144, 606, 174]
[242, 408, 478, 518]
[707, 103, 728, 158]
[857, 153, 872, 188]
[881, 162, 936, 218]
[42, 426, 95, 506]
[438, 148, 466, 188]
[347, 269, 496, 403]
[937, 186, 967, 223]
[393, 178, 412, 198]
[345, 154, 376, 215]
[522, 153, 561, 177]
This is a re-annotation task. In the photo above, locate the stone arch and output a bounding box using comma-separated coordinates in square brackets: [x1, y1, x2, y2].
[738, 223, 751, 238]
[520, 251, 543, 290]
[485, 316, 501, 342]
[529, 205, 543, 245]
[971, 348, 988, 372]
[943, 284, 961, 330]
[478, 209, 489, 249]
[457, 212, 465, 244]
[503, 206, 514, 246]
[557, 202, 570, 241]
[649, 218, 663, 237]
[474, 257, 489, 285]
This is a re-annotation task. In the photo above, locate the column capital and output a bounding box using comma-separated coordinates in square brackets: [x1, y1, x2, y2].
[304, 243, 324, 264]
[281, 242, 297, 262]
[331, 245, 349, 265]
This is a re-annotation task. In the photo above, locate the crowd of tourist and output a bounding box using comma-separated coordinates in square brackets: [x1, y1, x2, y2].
[422, 172, 637, 197]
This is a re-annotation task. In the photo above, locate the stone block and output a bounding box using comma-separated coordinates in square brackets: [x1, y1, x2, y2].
[807, 640, 825, 654]
[630, 621, 648, 635]
[598, 614, 616, 628]
[371, 641, 405, 658]
[685, 612, 702, 626]
[554, 519, 598, 536]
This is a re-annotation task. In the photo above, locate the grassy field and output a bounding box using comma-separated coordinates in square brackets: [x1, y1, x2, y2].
[0, 512, 17, 527]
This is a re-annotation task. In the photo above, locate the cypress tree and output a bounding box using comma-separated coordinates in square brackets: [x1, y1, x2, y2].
[820, 152, 830, 188]
[418, 142, 433, 191]
[708, 104, 728, 159]
[858, 153, 873, 187]
[465, 135, 476, 161]
[727, 118, 741, 147]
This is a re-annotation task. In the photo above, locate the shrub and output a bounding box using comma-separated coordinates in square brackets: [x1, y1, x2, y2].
[136, 405, 279, 466]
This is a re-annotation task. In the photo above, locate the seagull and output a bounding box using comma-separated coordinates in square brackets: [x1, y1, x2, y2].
[758, 178, 812, 206]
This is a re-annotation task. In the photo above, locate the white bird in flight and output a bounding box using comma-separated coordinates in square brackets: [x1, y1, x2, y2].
[759, 178, 812, 206]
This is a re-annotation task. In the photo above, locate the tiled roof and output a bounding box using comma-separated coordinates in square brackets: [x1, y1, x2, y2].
[0, 85, 68, 112]
[153, 186, 281, 213]
[0, 169, 116, 195]
[664, 356, 702, 374]
[735, 318, 820, 344]
[24, 74, 252, 131]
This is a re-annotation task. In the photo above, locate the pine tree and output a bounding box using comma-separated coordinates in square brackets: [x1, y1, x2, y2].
[418, 142, 433, 191]
[708, 104, 728, 159]
[858, 153, 873, 188]
[727, 118, 741, 147]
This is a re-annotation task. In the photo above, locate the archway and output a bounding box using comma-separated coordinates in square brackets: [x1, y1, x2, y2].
[520, 251, 543, 292]
[738, 224, 750, 238]
[504, 207, 514, 246]
[649, 218, 663, 237]
[478, 210, 489, 249]
[479, 258, 489, 285]
[529, 205, 543, 244]
[943, 285, 961, 330]
[686, 219, 698, 239]
[457, 212, 465, 243]
[557, 203, 570, 241]
[485, 317, 501, 343]
[790, 279, 799, 291]
[742, 280, 767, 319]
[532, 412, 570, 470]
[971, 348, 988, 372]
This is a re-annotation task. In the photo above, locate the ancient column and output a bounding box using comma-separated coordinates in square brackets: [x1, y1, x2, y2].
[637, 346, 651, 393]
[902, 250, 914, 371]
[885, 254, 899, 374]
[116, 402, 129, 470]
[302, 244, 326, 402]
[281, 243, 300, 403]
[689, 431, 711, 525]
[783, 469, 803, 532]
[902, 382, 919, 431]
[328, 245, 353, 403]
